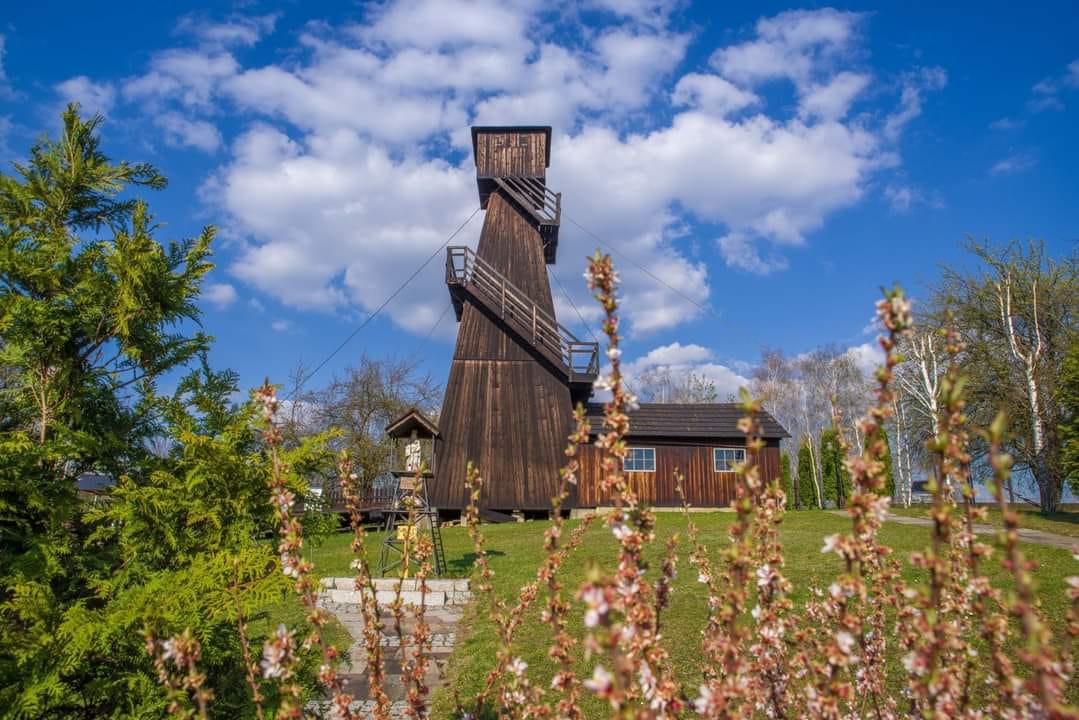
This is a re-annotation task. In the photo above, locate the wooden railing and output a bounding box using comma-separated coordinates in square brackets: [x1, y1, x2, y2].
[493, 176, 560, 227]
[318, 482, 397, 513]
[446, 245, 599, 384]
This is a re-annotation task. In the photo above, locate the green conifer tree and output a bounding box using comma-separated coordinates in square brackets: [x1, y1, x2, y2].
[798, 441, 819, 509]
[779, 451, 793, 509]
[820, 428, 853, 508]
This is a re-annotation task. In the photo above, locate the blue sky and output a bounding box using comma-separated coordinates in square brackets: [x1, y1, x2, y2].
[1, 1, 1077, 398]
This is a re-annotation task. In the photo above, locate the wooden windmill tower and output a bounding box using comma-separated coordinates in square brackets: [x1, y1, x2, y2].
[433, 126, 599, 512]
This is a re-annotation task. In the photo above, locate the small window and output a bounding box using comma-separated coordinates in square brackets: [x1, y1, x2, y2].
[624, 447, 656, 472]
[713, 447, 746, 472]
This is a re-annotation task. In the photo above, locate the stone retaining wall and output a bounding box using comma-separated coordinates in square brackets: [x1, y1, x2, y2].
[319, 577, 471, 608]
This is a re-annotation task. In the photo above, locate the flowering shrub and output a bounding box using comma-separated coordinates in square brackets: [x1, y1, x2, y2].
[151, 252, 1077, 719]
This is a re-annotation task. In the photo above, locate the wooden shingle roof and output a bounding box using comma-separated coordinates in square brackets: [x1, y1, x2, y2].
[584, 403, 789, 439]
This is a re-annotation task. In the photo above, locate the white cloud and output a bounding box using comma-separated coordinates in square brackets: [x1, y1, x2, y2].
[204, 282, 238, 308]
[1027, 58, 1079, 112]
[884, 184, 914, 212]
[799, 71, 870, 120]
[991, 152, 1036, 175]
[208, 124, 477, 333]
[672, 73, 759, 116]
[990, 117, 1020, 130]
[883, 66, 947, 141]
[711, 9, 864, 87]
[622, 341, 752, 400]
[55, 76, 115, 117]
[0, 35, 15, 99]
[100, 5, 944, 337]
[124, 49, 239, 108]
[589, 0, 680, 28]
[157, 112, 222, 152]
[175, 13, 278, 49]
[844, 341, 883, 376]
[271, 319, 293, 332]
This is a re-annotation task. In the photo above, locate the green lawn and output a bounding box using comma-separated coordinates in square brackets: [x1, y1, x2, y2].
[888, 504, 1079, 539]
[304, 510, 1078, 716]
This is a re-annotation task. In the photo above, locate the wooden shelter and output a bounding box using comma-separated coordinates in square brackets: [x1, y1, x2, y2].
[431, 124, 789, 513]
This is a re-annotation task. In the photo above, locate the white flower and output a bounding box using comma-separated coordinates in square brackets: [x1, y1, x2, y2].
[611, 523, 632, 541]
[509, 657, 528, 677]
[756, 564, 773, 588]
[581, 587, 608, 628]
[693, 683, 714, 714]
[698, 571, 711, 584]
[821, 534, 840, 554]
[583, 665, 613, 693]
[606, 347, 622, 360]
[280, 552, 300, 579]
[625, 393, 640, 412]
[593, 375, 613, 392]
[836, 631, 855, 654]
[161, 638, 178, 663]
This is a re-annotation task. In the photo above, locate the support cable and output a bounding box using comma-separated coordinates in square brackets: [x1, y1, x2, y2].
[563, 212, 718, 320]
[406, 301, 453, 363]
[549, 267, 601, 345]
[287, 207, 481, 398]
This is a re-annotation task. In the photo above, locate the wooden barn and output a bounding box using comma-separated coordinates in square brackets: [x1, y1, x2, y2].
[431, 125, 788, 514]
[575, 403, 789, 509]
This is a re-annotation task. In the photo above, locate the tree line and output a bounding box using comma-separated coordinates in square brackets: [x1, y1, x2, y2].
[749, 240, 1077, 513]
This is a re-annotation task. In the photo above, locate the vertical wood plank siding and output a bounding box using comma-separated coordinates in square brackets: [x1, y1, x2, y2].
[433, 189, 572, 510]
[474, 131, 548, 178]
[576, 441, 782, 508]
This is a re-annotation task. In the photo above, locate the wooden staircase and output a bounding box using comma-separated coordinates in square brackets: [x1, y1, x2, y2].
[445, 245, 599, 389]
[491, 176, 561, 263]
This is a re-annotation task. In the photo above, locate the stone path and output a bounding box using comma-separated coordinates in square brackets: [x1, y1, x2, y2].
[309, 578, 471, 719]
[830, 511, 1078, 551]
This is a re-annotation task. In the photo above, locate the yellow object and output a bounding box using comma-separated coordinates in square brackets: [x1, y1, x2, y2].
[396, 524, 417, 542]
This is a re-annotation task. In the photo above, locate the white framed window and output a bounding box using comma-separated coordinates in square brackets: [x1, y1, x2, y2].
[713, 447, 746, 472]
[624, 447, 656, 472]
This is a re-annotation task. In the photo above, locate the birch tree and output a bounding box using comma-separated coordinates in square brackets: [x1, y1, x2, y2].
[932, 239, 1077, 513]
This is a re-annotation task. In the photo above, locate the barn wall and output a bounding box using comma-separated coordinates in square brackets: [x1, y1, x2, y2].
[576, 438, 782, 508]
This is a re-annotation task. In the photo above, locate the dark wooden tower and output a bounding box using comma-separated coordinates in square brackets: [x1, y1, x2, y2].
[433, 127, 599, 511]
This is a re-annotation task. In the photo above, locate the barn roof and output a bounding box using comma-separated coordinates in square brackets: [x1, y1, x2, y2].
[584, 403, 790, 439]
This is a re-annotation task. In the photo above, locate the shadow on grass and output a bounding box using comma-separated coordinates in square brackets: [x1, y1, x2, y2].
[446, 550, 504, 576]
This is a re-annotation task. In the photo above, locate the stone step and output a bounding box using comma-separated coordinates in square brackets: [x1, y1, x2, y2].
[320, 577, 470, 593]
[317, 578, 474, 608]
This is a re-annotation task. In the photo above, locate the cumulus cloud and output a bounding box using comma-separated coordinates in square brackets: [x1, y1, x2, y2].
[203, 282, 239, 308]
[671, 73, 759, 116]
[175, 13, 278, 49]
[157, 112, 222, 152]
[83, 4, 945, 336]
[55, 76, 115, 117]
[843, 341, 884, 376]
[622, 341, 752, 401]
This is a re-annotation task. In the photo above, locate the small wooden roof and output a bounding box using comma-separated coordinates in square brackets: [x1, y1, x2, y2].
[584, 403, 790, 439]
[385, 408, 440, 439]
